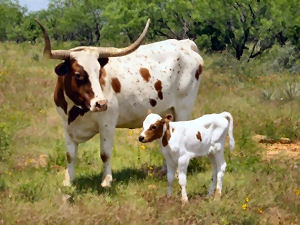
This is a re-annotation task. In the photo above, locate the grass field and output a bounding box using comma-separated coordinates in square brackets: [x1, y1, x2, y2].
[0, 42, 299, 224]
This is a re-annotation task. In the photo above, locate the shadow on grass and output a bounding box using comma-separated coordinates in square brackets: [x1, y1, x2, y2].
[73, 167, 147, 195]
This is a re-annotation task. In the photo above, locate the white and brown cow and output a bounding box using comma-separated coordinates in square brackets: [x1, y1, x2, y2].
[36, 19, 204, 187]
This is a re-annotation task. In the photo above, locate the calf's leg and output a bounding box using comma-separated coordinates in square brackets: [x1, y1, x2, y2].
[178, 156, 190, 202]
[208, 154, 217, 196]
[214, 149, 226, 200]
[166, 162, 176, 197]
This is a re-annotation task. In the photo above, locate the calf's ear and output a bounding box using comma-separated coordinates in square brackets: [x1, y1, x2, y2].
[164, 114, 174, 122]
[55, 61, 70, 76]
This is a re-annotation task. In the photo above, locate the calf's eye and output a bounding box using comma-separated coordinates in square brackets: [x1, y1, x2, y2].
[151, 125, 156, 130]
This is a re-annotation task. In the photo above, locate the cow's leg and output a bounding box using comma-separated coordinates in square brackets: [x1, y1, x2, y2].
[208, 154, 217, 196]
[63, 133, 78, 186]
[99, 124, 116, 187]
[178, 155, 190, 203]
[214, 148, 226, 200]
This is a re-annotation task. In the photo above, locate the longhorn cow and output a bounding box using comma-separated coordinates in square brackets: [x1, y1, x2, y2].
[36, 19, 204, 187]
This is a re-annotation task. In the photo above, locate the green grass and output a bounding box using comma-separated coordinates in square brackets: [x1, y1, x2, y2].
[0, 42, 299, 224]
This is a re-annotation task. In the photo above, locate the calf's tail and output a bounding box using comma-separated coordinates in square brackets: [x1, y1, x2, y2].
[221, 112, 235, 151]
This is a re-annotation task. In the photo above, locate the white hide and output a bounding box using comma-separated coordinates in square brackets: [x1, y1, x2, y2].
[140, 112, 234, 202]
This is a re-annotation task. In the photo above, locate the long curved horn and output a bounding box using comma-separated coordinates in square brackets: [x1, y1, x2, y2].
[35, 19, 70, 60]
[96, 19, 150, 58]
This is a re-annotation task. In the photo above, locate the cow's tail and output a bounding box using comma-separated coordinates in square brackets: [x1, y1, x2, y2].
[221, 112, 235, 151]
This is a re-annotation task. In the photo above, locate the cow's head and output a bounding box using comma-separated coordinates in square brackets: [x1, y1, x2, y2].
[139, 113, 173, 143]
[36, 19, 150, 112]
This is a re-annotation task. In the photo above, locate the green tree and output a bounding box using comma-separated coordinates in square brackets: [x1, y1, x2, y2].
[45, 0, 107, 45]
[0, 0, 25, 41]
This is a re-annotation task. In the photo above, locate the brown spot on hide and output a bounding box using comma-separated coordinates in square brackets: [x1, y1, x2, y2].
[68, 106, 89, 124]
[195, 64, 203, 80]
[139, 68, 151, 82]
[154, 80, 162, 92]
[154, 80, 163, 100]
[196, 131, 202, 141]
[158, 91, 163, 100]
[172, 128, 174, 133]
[149, 99, 157, 107]
[162, 122, 171, 147]
[101, 153, 108, 163]
[66, 152, 71, 163]
[54, 77, 68, 114]
[100, 67, 106, 89]
[111, 77, 121, 93]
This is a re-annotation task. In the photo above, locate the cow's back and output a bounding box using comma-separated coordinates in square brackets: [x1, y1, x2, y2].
[104, 39, 203, 128]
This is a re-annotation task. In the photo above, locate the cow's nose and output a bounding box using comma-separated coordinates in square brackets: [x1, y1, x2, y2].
[139, 136, 145, 142]
[95, 99, 108, 111]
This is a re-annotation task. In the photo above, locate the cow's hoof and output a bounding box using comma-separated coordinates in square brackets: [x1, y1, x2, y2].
[101, 175, 112, 187]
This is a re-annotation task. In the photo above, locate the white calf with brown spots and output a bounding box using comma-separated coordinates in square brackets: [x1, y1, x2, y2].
[139, 112, 235, 202]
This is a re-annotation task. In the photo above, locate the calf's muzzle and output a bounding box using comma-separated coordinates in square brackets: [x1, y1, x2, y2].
[139, 136, 145, 142]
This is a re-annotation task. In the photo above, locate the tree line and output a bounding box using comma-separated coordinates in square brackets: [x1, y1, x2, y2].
[0, 0, 299, 60]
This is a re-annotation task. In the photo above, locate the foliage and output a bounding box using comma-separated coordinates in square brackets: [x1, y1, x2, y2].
[0, 0, 299, 61]
[0, 123, 11, 161]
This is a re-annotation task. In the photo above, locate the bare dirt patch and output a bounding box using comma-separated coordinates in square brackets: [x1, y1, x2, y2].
[252, 135, 300, 160]
[264, 142, 300, 160]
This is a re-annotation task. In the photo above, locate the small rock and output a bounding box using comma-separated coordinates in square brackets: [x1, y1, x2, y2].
[252, 135, 276, 144]
[279, 137, 291, 144]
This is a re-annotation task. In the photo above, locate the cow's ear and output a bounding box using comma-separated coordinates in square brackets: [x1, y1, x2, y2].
[98, 58, 109, 67]
[55, 61, 70, 76]
[164, 114, 174, 122]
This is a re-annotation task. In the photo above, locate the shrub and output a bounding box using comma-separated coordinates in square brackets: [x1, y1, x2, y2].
[0, 123, 11, 161]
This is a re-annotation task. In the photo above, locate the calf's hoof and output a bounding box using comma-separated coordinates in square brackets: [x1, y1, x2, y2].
[214, 189, 221, 200]
[101, 174, 113, 187]
[63, 179, 71, 187]
[181, 197, 189, 204]
[63, 169, 72, 186]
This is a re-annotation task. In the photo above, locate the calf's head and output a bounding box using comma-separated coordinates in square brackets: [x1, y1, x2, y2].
[36, 19, 150, 112]
[139, 113, 173, 143]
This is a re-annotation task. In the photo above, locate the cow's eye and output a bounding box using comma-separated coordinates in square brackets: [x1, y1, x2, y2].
[74, 72, 83, 80]
[151, 125, 156, 130]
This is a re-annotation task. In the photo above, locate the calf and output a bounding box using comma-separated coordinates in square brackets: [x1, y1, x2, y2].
[139, 112, 234, 202]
